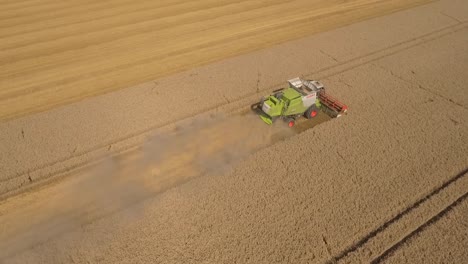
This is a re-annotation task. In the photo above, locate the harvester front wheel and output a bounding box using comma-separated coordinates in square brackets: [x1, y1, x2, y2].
[285, 118, 295, 128]
[305, 105, 319, 119]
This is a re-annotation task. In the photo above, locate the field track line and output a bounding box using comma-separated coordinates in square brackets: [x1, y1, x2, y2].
[0, 0, 370, 81]
[0, 0, 134, 20]
[0, 0, 290, 72]
[3, 166, 466, 260]
[0, 0, 430, 102]
[370, 192, 468, 263]
[1, 21, 466, 200]
[0, 0, 184, 23]
[0, 0, 248, 40]
[0, 0, 435, 122]
[326, 168, 468, 264]
[1, 1, 432, 105]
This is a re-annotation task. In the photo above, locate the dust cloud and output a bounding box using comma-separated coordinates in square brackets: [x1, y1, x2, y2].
[0, 113, 293, 261]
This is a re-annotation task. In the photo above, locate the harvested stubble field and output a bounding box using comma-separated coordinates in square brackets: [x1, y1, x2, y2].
[0, 0, 431, 122]
[1, 0, 468, 263]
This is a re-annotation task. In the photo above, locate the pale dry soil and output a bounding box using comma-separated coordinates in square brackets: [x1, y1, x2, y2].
[0, 0, 431, 121]
[1, 0, 468, 263]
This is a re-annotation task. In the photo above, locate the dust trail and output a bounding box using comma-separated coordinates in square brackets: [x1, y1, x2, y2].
[0, 113, 294, 261]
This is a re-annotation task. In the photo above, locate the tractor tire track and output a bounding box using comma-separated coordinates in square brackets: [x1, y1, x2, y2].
[370, 192, 468, 264]
[2, 19, 465, 200]
[326, 168, 468, 264]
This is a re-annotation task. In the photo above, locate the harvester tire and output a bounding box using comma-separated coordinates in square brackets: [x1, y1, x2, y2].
[305, 105, 319, 119]
[285, 118, 295, 128]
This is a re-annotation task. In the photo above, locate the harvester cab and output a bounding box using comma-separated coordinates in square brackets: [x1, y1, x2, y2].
[252, 77, 347, 127]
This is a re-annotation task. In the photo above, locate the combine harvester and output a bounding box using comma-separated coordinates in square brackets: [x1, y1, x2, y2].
[251, 77, 347, 127]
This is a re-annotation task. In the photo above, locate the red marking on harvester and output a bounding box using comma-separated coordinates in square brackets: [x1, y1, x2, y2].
[318, 92, 348, 114]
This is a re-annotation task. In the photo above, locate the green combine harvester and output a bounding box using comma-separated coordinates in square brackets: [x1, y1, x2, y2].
[251, 77, 347, 127]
